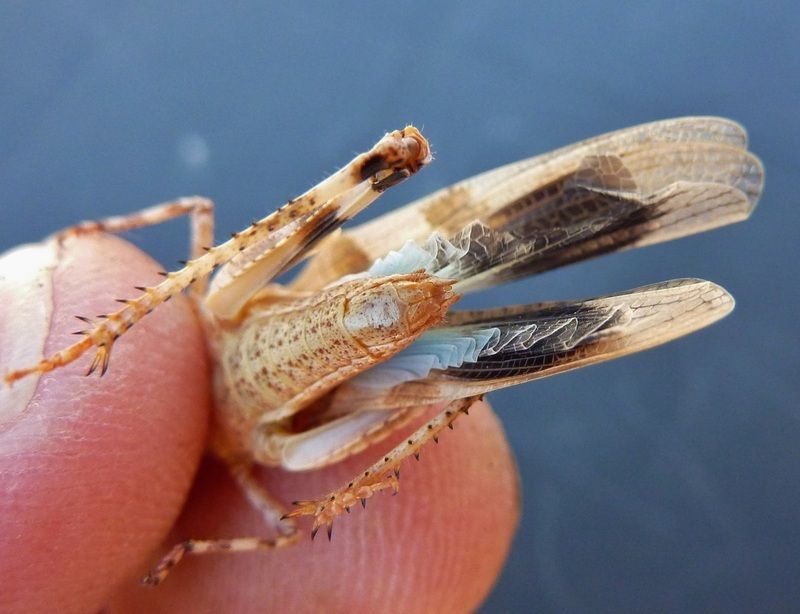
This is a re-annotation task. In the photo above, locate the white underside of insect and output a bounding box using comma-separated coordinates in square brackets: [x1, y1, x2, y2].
[4, 118, 763, 585]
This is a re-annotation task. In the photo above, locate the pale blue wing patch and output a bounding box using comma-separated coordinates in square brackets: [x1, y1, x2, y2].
[365, 234, 466, 277]
[350, 322, 539, 389]
[351, 327, 496, 388]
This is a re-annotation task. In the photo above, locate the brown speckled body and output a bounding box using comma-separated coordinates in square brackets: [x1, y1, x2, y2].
[208, 273, 456, 463]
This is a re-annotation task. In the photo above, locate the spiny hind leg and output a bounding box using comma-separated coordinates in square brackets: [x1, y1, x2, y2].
[143, 460, 300, 586]
[54, 196, 215, 296]
[284, 396, 481, 539]
[4, 197, 216, 384]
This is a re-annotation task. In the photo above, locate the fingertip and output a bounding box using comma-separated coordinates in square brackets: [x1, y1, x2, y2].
[0, 235, 210, 612]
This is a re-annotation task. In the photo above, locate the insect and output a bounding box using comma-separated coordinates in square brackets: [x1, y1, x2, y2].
[4, 118, 763, 585]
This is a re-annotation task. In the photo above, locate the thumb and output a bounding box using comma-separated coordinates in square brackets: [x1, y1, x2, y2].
[0, 234, 210, 613]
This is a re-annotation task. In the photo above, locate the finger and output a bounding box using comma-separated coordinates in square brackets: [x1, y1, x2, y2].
[110, 400, 520, 612]
[0, 234, 211, 613]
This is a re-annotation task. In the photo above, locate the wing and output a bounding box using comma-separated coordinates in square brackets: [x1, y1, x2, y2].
[293, 117, 762, 291]
[328, 279, 733, 411]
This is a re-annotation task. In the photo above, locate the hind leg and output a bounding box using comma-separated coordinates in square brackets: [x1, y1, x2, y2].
[4, 197, 216, 384]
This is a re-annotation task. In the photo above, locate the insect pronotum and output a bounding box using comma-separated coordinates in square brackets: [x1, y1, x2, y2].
[4, 118, 763, 584]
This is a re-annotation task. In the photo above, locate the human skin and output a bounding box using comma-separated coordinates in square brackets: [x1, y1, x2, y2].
[0, 234, 519, 613]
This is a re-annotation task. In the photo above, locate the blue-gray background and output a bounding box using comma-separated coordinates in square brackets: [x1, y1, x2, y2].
[2, 2, 798, 611]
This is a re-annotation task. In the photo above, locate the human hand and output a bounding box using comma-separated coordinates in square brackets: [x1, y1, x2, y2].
[0, 234, 519, 613]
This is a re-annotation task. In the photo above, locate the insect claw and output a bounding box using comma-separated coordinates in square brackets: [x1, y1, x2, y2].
[115, 298, 129, 304]
[96, 314, 108, 319]
[177, 259, 188, 265]
[75, 315, 92, 323]
[86, 353, 101, 376]
[447, 423, 454, 430]
[463, 407, 469, 415]
[310, 527, 319, 541]
[134, 285, 148, 291]
[100, 351, 111, 376]
[433, 434, 439, 444]
[156, 271, 169, 277]
[345, 506, 350, 514]
[327, 523, 333, 541]
[71, 330, 87, 335]
[414, 452, 420, 461]
[360, 498, 367, 509]
[394, 468, 400, 479]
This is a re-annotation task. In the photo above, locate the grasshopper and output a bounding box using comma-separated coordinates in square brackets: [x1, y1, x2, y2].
[3, 118, 763, 585]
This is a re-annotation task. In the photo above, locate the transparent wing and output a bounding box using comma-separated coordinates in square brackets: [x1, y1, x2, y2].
[294, 117, 762, 290]
[329, 279, 734, 411]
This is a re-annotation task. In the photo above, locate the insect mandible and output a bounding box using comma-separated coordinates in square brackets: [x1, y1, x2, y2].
[4, 118, 763, 584]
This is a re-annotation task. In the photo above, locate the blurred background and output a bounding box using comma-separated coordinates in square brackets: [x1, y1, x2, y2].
[1, 2, 798, 611]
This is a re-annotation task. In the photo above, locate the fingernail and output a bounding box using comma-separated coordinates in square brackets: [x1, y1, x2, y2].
[0, 241, 59, 424]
